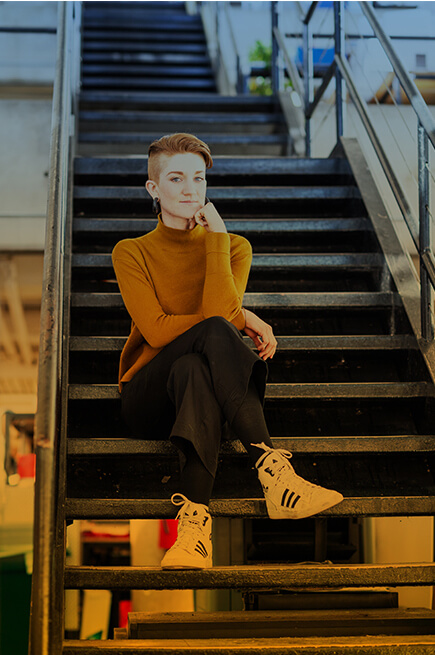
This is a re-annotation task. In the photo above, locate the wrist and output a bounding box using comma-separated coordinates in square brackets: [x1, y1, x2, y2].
[208, 222, 227, 234]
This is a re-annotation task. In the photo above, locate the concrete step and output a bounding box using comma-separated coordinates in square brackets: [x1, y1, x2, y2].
[77, 134, 289, 156]
[71, 252, 384, 271]
[66, 435, 434, 456]
[64, 562, 435, 590]
[70, 291, 400, 310]
[127, 608, 435, 639]
[82, 42, 208, 55]
[68, 334, 417, 353]
[79, 111, 285, 134]
[73, 156, 352, 178]
[71, 218, 370, 231]
[62, 634, 435, 654]
[73, 185, 360, 201]
[83, 30, 206, 44]
[79, 92, 275, 112]
[68, 381, 435, 401]
[82, 52, 211, 65]
[81, 77, 216, 91]
[64, 496, 435, 520]
[83, 12, 201, 27]
[71, 217, 375, 254]
[81, 65, 213, 79]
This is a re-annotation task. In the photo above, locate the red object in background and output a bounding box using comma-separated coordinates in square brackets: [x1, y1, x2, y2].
[118, 600, 132, 629]
[17, 453, 36, 478]
[159, 519, 178, 549]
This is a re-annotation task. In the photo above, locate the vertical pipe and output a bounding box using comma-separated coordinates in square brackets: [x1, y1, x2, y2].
[271, 1, 280, 99]
[419, 121, 432, 339]
[215, 2, 220, 81]
[29, 2, 82, 652]
[236, 53, 242, 94]
[334, 1, 346, 143]
[29, 3, 66, 650]
[303, 19, 313, 156]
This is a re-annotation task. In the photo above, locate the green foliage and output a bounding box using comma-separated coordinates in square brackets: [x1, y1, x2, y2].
[247, 39, 293, 96]
[248, 40, 272, 95]
[248, 40, 272, 67]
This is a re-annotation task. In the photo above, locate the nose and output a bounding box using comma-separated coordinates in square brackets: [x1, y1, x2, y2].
[182, 179, 195, 196]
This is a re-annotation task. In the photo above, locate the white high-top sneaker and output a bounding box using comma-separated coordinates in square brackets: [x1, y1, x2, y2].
[160, 493, 212, 569]
[254, 443, 344, 519]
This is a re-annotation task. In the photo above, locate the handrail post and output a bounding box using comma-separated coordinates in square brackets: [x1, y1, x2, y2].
[334, 1, 346, 144]
[303, 12, 314, 155]
[418, 121, 432, 340]
[29, 2, 79, 653]
[236, 51, 243, 94]
[271, 1, 281, 101]
[214, 2, 221, 82]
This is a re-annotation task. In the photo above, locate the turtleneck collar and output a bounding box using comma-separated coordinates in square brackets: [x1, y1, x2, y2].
[156, 213, 203, 243]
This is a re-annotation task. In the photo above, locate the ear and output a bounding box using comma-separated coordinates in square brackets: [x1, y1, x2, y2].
[145, 179, 158, 199]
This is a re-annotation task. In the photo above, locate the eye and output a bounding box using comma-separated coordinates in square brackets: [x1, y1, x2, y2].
[195, 176, 205, 182]
[170, 177, 181, 182]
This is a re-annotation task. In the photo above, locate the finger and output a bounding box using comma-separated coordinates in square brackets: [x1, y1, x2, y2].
[261, 341, 277, 360]
[194, 208, 205, 221]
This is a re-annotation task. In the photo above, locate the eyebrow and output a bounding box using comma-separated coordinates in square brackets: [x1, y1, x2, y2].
[166, 170, 205, 176]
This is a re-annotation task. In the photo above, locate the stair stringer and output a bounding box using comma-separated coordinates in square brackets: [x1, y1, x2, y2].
[341, 137, 435, 385]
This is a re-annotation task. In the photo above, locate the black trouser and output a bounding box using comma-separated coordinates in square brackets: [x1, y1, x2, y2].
[121, 316, 273, 504]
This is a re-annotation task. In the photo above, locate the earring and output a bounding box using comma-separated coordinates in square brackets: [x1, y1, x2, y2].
[152, 197, 161, 214]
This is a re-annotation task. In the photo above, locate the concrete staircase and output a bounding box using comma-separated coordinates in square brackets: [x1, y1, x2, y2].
[36, 1, 435, 652]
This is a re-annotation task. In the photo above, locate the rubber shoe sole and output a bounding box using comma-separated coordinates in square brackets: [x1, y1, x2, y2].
[161, 550, 212, 569]
[266, 488, 344, 519]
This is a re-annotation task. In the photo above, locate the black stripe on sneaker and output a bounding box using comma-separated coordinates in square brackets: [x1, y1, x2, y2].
[286, 491, 295, 508]
[195, 540, 208, 558]
[281, 489, 289, 507]
[291, 494, 301, 509]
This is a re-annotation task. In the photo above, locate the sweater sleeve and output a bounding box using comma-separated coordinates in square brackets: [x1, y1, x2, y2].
[202, 232, 252, 330]
[112, 248, 204, 349]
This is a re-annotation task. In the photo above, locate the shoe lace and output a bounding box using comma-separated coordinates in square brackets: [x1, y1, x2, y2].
[253, 443, 319, 494]
[170, 493, 209, 545]
[251, 442, 293, 465]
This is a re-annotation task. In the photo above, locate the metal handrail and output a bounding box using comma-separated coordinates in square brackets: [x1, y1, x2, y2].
[271, 0, 435, 339]
[29, 3, 81, 653]
[334, 52, 419, 249]
[204, 1, 247, 95]
[273, 25, 305, 107]
[360, 2, 435, 150]
[222, 3, 246, 94]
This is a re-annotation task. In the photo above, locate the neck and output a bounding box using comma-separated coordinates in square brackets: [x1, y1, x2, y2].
[161, 211, 195, 231]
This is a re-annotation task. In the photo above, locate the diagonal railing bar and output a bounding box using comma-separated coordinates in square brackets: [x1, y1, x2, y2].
[272, 25, 305, 107]
[303, 0, 319, 26]
[335, 53, 419, 251]
[306, 59, 336, 121]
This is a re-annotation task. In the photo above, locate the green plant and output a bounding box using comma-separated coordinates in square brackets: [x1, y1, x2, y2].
[249, 40, 272, 95]
[248, 40, 272, 68]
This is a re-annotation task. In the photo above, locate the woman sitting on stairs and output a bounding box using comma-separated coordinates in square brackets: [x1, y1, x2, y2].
[112, 132, 343, 570]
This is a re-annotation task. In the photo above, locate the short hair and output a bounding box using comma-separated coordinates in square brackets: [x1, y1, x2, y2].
[147, 133, 213, 181]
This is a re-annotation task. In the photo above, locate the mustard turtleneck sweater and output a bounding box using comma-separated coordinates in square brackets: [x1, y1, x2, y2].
[112, 214, 252, 392]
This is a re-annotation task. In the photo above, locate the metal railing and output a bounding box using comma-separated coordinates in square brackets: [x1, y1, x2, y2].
[200, 2, 249, 95]
[29, 2, 81, 653]
[272, 0, 435, 341]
